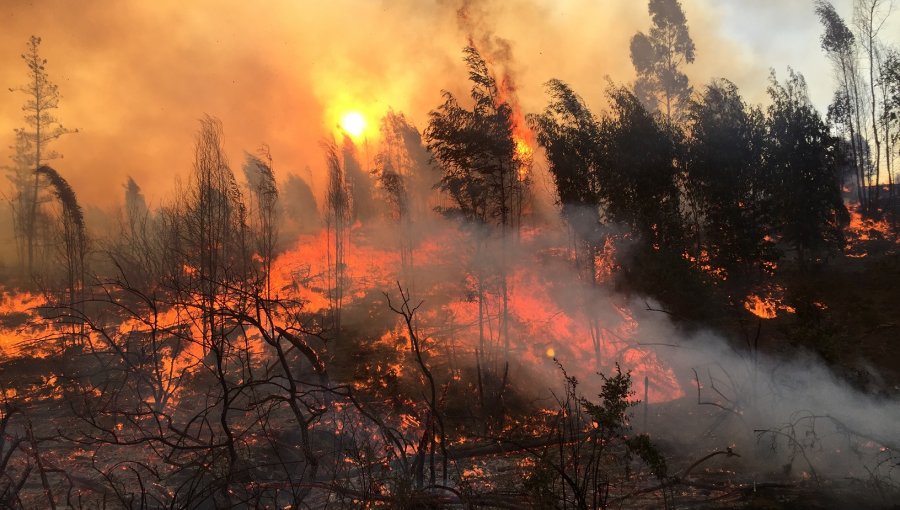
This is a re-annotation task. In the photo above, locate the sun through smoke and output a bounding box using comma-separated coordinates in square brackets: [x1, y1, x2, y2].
[340, 111, 367, 138]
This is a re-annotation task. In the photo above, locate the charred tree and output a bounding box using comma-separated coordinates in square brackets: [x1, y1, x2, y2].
[323, 140, 351, 338]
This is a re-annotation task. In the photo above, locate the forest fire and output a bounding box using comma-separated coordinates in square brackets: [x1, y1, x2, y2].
[1, 1, 900, 508]
[743, 286, 796, 319]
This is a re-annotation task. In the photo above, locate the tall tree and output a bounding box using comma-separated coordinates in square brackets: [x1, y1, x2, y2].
[883, 48, 900, 197]
[242, 147, 279, 299]
[119, 176, 152, 281]
[5, 130, 34, 270]
[685, 80, 773, 282]
[528, 79, 608, 367]
[425, 46, 528, 360]
[630, 0, 696, 123]
[528, 79, 604, 282]
[854, 0, 894, 204]
[323, 140, 350, 337]
[35, 165, 85, 315]
[816, 0, 870, 207]
[9, 36, 76, 274]
[766, 71, 848, 265]
[598, 86, 683, 250]
[878, 48, 898, 198]
[374, 111, 417, 277]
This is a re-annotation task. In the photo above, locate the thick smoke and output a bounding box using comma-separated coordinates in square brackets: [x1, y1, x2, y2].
[4, 0, 891, 213]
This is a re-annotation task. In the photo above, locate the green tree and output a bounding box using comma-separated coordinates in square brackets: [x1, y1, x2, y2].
[426, 46, 525, 231]
[598, 86, 683, 250]
[630, 0, 696, 123]
[766, 71, 848, 265]
[8, 36, 76, 274]
[528, 79, 604, 281]
[685, 80, 774, 282]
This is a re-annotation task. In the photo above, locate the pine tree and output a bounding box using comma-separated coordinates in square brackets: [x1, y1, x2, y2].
[8, 36, 76, 274]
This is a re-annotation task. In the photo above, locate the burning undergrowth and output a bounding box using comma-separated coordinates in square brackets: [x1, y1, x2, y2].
[0, 24, 898, 507]
[0, 182, 898, 508]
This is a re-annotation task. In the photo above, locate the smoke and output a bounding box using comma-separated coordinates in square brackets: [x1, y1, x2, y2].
[643, 321, 900, 487]
[4, 0, 891, 218]
[268, 164, 900, 490]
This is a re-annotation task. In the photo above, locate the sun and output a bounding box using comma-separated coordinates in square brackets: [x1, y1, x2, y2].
[340, 111, 367, 138]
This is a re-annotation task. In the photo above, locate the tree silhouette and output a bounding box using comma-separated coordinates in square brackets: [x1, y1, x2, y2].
[8, 36, 76, 275]
[323, 139, 351, 337]
[528, 79, 604, 281]
[685, 80, 774, 282]
[816, 0, 870, 208]
[766, 71, 848, 264]
[630, 0, 696, 123]
[36, 165, 85, 319]
[598, 86, 683, 250]
[529, 80, 609, 367]
[425, 46, 528, 360]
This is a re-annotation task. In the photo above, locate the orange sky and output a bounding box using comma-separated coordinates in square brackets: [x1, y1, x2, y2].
[0, 0, 895, 211]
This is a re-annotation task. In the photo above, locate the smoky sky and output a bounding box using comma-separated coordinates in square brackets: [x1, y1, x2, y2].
[0, 0, 895, 210]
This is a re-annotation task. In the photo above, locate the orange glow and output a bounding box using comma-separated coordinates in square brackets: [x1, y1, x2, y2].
[268, 223, 684, 403]
[744, 294, 777, 319]
[744, 286, 795, 319]
[514, 135, 533, 181]
[340, 111, 366, 138]
[847, 206, 894, 242]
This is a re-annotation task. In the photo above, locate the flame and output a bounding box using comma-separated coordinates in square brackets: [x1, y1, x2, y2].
[744, 294, 777, 319]
[847, 206, 894, 241]
[744, 287, 795, 319]
[514, 134, 533, 181]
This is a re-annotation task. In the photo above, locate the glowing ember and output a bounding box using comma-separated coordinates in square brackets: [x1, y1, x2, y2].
[745, 294, 777, 319]
[744, 289, 795, 319]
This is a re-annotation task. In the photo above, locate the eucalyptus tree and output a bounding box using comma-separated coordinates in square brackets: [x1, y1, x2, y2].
[630, 0, 696, 124]
[425, 46, 528, 360]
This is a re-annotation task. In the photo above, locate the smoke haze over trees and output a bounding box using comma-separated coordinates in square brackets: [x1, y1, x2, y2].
[0, 1, 899, 508]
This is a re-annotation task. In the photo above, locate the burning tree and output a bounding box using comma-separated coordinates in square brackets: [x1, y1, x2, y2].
[372, 110, 436, 282]
[528, 80, 610, 367]
[529, 80, 604, 283]
[425, 46, 530, 362]
[55, 117, 333, 507]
